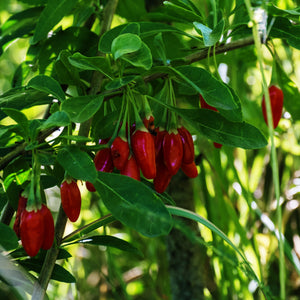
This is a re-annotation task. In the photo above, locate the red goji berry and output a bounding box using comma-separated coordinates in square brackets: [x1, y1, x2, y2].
[110, 136, 130, 170]
[181, 161, 198, 178]
[60, 179, 81, 222]
[40, 204, 55, 250]
[13, 195, 27, 238]
[120, 155, 140, 181]
[178, 126, 194, 164]
[131, 127, 156, 179]
[163, 130, 183, 175]
[154, 159, 173, 193]
[20, 208, 44, 257]
[262, 85, 284, 129]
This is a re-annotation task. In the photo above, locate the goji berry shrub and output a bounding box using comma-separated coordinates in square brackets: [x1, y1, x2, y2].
[0, 1, 299, 299]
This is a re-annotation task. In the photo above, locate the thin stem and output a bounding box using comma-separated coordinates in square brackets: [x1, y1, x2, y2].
[244, 1, 285, 299]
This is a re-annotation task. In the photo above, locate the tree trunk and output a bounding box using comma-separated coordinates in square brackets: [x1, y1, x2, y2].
[166, 169, 218, 300]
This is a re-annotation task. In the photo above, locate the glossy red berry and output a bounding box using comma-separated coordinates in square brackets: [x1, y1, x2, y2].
[154, 127, 167, 160]
[181, 161, 198, 178]
[20, 208, 44, 257]
[131, 127, 156, 179]
[110, 136, 130, 170]
[163, 130, 183, 175]
[120, 155, 140, 181]
[154, 160, 173, 193]
[178, 126, 194, 164]
[143, 115, 155, 132]
[94, 148, 114, 172]
[40, 204, 55, 250]
[60, 179, 81, 222]
[86, 181, 96, 192]
[262, 85, 284, 129]
[13, 195, 28, 238]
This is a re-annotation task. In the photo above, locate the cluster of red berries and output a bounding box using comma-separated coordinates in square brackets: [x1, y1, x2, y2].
[86, 116, 198, 194]
[13, 195, 55, 257]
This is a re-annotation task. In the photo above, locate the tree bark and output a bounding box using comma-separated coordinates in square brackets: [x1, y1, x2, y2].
[166, 169, 218, 299]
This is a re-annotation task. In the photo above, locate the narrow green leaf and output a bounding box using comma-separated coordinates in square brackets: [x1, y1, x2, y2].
[57, 145, 97, 182]
[0, 88, 53, 121]
[94, 172, 173, 237]
[62, 215, 116, 243]
[61, 95, 104, 123]
[167, 206, 261, 283]
[1, 108, 29, 138]
[73, 235, 142, 255]
[68, 52, 113, 79]
[194, 19, 225, 46]
[0, 223, 19, 251]
[28, 75, 65, 102]
[105, 76, 137, 90]
[39, 111, 71, 130]
[32, 0, 78, 44]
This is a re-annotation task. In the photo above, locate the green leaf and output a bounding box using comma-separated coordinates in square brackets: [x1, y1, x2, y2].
[53, 50, 82, 86]
[61, 95, 104, 123]
[91, 110, 119, 140]
[194, 19, 225, 46]
[149, 97, 267, 149]
[275, 62, 300, 121]
[163, 1, 202, 23]
[111, 33, 142, 60]
[0, 7, 43, 55]
[1, 108, 29, 138]
[0, 223, 19, 251]
[121, 42, 153, 70]
[62, 215, 116, 243]
[68, 52, 113, 79]
[39, 111, 71, 130]
[120, 22, 141, 35]
[20, 260, 76, 283]
[57, 145, 97, 182]
[28, 75, 65, 102]
[31, 0, 78, 44]
[174, 66, 241, 116]
[105, 76, 137, 90]
[74, 235, 141, 255]
[0, 87, 53, 121]
[270, 17, 300, 49]
[94, 172, 173, 237]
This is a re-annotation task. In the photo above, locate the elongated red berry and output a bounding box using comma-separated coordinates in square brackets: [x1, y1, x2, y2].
[154, 127, 167, 160]
[60, 179, 81, 222]
[20, 208, 44, 257]
[163, 130, 183, 175]
[143, 115, 155, 132]
[110, 136, 130, 170]
[94, 148, 114, 172]
[262, 85, 284, 129]
[40, 204, 55, 250]
[13, 195, 28, 238]
[120, 155, 140, 181]
[181, 161, 198, 178]
[86, 181, 96, 192]
[178, 126, 194, 164]
[131, 127, 156, 179]
[154, 160, 173, 193]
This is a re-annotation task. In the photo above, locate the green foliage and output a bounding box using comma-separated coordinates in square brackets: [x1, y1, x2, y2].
[0, 0, 299, 299]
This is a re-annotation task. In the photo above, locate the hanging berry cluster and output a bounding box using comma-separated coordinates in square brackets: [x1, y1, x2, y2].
[87, 79, 198, 194]
[13, 153, 55, 257]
